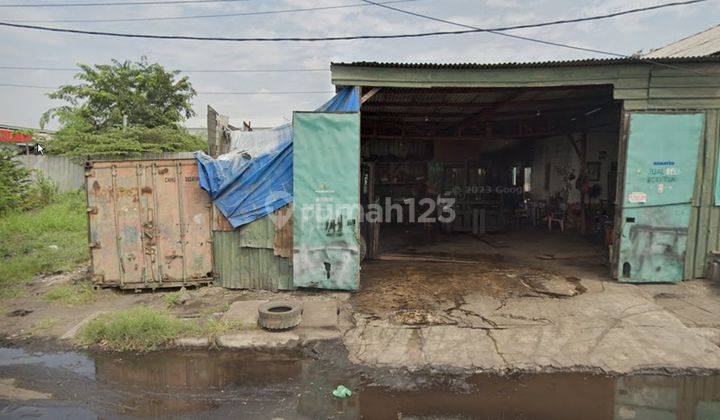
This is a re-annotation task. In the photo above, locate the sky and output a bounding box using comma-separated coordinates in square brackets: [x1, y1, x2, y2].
[0, 0, 717, 130]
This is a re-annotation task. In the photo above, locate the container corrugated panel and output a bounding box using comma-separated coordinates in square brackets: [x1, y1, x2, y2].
[212, 229, 293, 290]
[686, 109, 720, 279]
[86, 159, 213, 289]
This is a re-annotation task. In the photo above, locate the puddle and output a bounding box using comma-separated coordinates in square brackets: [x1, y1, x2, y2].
[0, 346, 719, 419]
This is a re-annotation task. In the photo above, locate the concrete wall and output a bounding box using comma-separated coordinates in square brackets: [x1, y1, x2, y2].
[14, 155, 85, 192]
[529, 131, 619, 204]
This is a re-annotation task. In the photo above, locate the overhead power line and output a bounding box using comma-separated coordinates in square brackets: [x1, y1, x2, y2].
[0, 0, 710, 42]
[0, 0, 256, 7]
[0, 65, 328, 73]
[5, 0, 422, 23]
[0, 83, 333, 95]
[360, 0, 712, 74]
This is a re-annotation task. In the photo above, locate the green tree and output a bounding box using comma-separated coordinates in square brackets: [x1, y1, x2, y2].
[40, 58, 206, 159]
[41, 58, 196, 130]
[0, 149, 31, 215]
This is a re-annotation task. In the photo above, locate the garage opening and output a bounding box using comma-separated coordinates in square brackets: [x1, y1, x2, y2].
[356, 86, 621, 316]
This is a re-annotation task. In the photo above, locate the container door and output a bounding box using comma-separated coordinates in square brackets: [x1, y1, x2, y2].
[86, 160, 213, 289]
[618, 113, 704, 283]
[293, 112, 360, 290]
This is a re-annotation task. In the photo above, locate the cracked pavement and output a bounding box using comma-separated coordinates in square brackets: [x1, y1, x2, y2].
[341, 278, 720, 374]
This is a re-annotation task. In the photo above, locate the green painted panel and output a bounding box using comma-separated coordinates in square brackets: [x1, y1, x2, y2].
[619, 205, 691, 283]
[212, 230, 292, 290]
[688, 110, 719, 278]
[619, 113, 704, 283]
[236, 215, 275, 249]
[292, 112, 360, 290]
[623, 114, 703, 208]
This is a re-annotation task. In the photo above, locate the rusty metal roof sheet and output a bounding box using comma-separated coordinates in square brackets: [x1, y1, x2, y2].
[645, 25, 720, 58]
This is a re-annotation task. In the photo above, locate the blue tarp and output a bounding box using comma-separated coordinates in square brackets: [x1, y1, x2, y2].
[196, 87, 359, 228]
[316, 87, 360, 112]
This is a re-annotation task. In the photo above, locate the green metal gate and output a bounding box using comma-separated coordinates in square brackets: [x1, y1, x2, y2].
[618, 113, 704, 283]
[292, 112, 361, 290]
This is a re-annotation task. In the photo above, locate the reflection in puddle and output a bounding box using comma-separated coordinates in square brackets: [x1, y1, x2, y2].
[0, 346, 719, 419]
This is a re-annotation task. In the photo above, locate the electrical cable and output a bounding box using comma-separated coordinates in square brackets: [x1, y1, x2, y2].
[0, 65, 328, 73]
[0, 83, 334, 94]
[359, 0, 713, 74]
[0, 0, 256, 8]
[4, 0, 422, 23]
[0, 0, 709, 43]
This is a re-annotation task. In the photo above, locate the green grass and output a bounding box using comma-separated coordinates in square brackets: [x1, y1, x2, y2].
[77, 307, 198, 352]
[163, 291, 181, 307]
[0, 191, 88, 299]
[31, 318, 57, 335]
[77, 306, 253, 351]
[43, 282, 95, 306]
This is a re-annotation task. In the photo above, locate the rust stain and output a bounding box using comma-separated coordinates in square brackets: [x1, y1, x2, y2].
[86, 159, 213, 290]
[273, 205, 293, 259]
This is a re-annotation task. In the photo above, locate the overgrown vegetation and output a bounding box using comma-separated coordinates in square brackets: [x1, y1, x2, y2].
[78, 305, 250, 351]
[41, 58, 196, 131]
[0, 149, 32, 215]
[0, 191, 88, 299]
[0, 151, 61, 215]
[43, 282, 95, 306]
[40, 58, 204, 159]
[46, 124, 206, 159]
[78, 307, 198, 352]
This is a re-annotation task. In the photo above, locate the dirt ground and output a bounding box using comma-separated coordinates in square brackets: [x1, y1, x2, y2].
[0, 230, 611, 343]
[354, 229, 594, 322]
[0, 265, 298, 344]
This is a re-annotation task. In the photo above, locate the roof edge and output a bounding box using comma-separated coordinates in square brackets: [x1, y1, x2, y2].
[332, 56, 720, 70]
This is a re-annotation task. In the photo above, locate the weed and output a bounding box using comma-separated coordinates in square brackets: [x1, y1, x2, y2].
[198, 317, 247, 348]
[0, 191, 88, 299]
[163, 291, 181, 307]
[31, 318, 57, 335]
[77, 307, 197, 352]
[23, 174, 59, 210]
[43, 282, 94, 306]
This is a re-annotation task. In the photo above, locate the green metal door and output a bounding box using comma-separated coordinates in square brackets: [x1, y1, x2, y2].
[619, 113, 704, 283]
[292, 112, 360, 290]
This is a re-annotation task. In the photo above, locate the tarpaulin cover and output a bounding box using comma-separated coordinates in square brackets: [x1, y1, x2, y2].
[195, 87, 359, 228]
[195, 124, 292, 228]
[316, 87, 360, 112]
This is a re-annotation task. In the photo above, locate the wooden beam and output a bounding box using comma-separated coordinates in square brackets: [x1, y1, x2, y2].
[361, 87, 381, 104]
[453, 91, 526, 133]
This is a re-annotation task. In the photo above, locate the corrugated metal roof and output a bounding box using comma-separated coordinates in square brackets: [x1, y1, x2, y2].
[645, 25, 720, 58]
[332, 55, 720, 70]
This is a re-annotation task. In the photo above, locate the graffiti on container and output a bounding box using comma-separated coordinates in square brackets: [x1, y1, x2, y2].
[625, 224, 687, 277]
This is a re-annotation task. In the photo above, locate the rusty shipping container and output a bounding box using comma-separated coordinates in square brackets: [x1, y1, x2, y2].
[86, 159, 213, 289]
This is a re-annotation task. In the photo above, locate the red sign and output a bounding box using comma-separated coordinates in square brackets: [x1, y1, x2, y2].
[0, 129, 32, 143]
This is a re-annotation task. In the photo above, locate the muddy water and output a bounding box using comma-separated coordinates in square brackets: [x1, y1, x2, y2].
[1, 345, 720, 419]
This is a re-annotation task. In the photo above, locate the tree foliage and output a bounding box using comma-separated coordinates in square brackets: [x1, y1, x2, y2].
[0, 149, 31, 214]
[40, 58, 206, 158]
[41, 58, 196, 131]
[47, 124, 207, 159]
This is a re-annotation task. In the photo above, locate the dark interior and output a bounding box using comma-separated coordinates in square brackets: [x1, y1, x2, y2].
[358, 85, 622, 260]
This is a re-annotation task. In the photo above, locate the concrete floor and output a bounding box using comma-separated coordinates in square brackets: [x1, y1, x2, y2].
[342, 230, 720, 374]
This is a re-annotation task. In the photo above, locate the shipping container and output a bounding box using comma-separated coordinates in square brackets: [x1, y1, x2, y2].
[86, 159, 213, 289]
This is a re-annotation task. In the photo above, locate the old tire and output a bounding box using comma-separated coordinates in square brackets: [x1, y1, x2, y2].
[258, 301, 302, 331]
